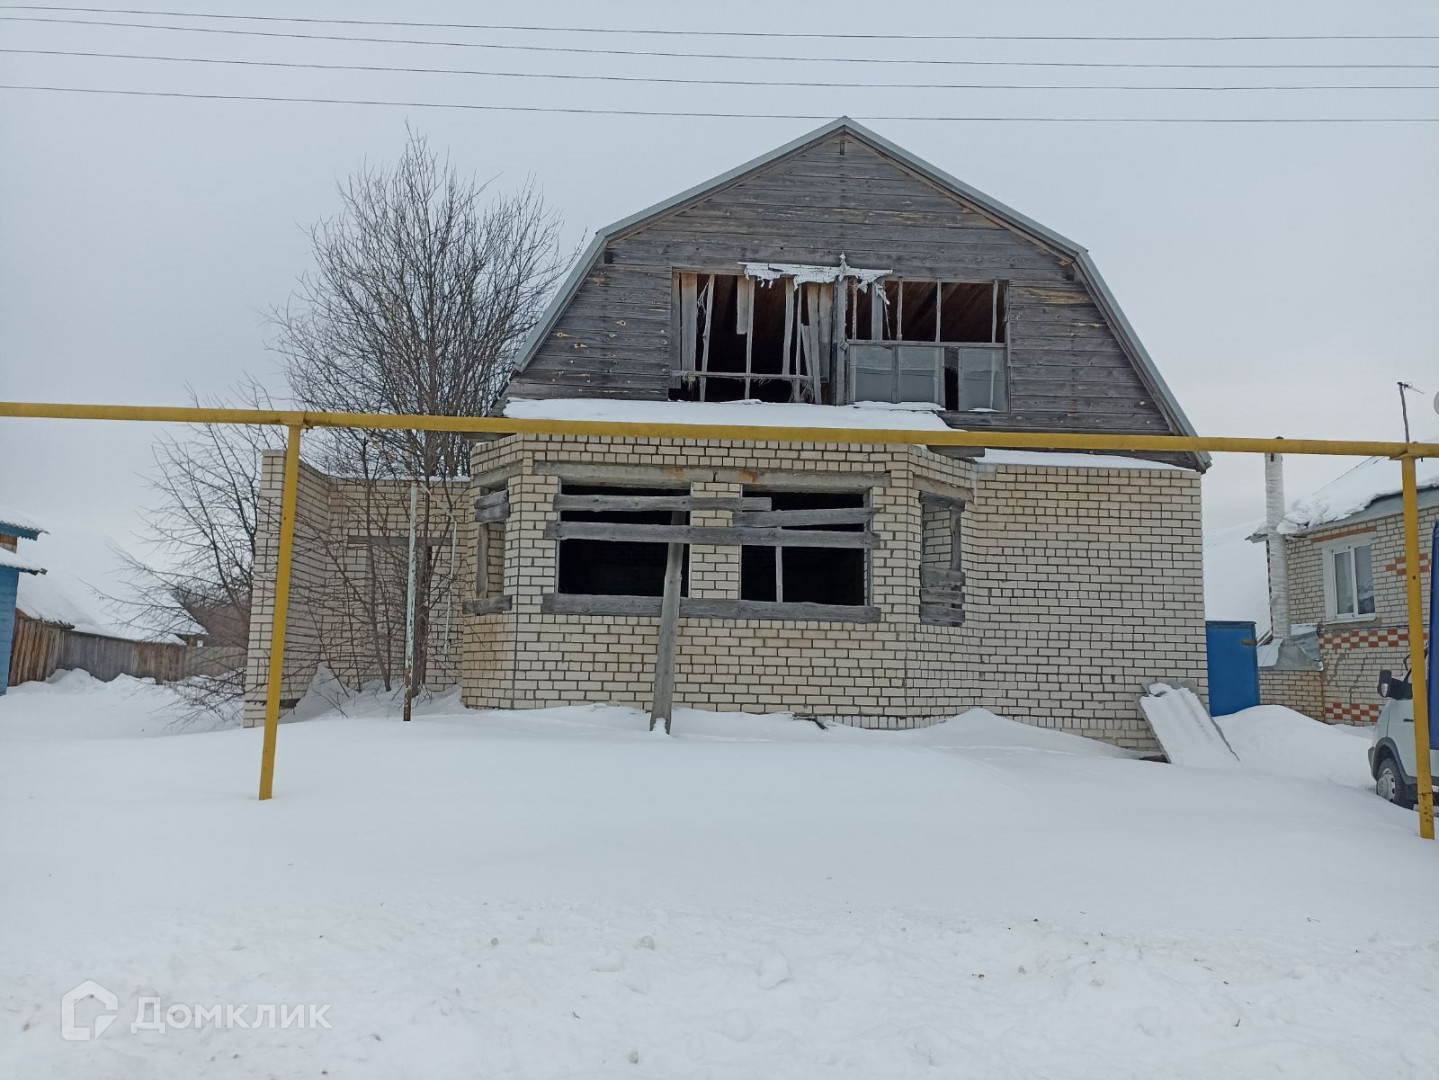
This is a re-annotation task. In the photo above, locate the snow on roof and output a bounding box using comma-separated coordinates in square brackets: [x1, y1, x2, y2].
[16, 569, 178, 642]
[1203, 520, 1271, 635]
[978, 450, 1186, 472]
[0, 547, 46, 574]
[11, 528, 185, 644]
[1278, 450, 1439, 534]
[505, 399, 1193, 471]
[0, 504, 45, 537]
[504, 397, 952, 431]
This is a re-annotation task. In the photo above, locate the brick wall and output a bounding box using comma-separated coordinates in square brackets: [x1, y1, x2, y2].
[1279, 503, 1435, 726]
[1259, 668, 1324, 718]
[461, 436, 1207, 751]
[244, 455, 469, 727]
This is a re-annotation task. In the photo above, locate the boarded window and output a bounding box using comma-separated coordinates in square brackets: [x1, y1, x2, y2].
[738, 490, 868, 606]
[555, 485, 690, 597]
[919, 493, 964, 625]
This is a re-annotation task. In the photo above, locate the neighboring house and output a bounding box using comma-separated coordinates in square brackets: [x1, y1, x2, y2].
[4, 515, 243, 688]
[0, 506, 47, 694]
[248, 118, 1210, 749]
[1255, 453, 1438, 724]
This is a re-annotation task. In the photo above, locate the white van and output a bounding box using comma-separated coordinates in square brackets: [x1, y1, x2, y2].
[1370, 669, 1438, 808]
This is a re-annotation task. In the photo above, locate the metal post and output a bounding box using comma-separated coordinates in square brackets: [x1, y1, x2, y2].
[1400, 457, 1434, 839]
[650, 538, 684, 734]
[258, 423, 303, 801]
[402, 481, 418, 723]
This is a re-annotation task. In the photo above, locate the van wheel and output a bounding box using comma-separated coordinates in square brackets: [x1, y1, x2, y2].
[1376, 756, 1415, 809]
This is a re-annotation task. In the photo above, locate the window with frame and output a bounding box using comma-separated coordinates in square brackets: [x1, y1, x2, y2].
[1324, 539, 1376, 620]
[848, 279, 1008, 412]
[738, 489, 869, 607]
[555, 484, 690, 597]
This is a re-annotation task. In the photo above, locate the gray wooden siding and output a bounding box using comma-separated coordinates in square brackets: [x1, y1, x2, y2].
[509, 132, 1174, 438]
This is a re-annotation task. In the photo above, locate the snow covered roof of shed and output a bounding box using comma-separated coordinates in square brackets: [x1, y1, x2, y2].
[512, 117, 1205, 465]
[1278, 450, 1439, 534]
[0, 504, 45, 538]
[0, 547, 45, 574]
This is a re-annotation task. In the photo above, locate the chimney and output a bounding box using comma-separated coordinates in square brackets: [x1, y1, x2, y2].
[1264, 452, 1290, 638]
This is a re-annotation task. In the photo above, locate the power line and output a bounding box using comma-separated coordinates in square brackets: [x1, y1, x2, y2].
[2, 5, 1436, 42]
[8, 46, 1434, 92]
[5, 16, 1438, 70]
[5, 83, 1435, 121]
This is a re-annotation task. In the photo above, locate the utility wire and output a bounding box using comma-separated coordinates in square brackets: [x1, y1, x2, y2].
[2, 5, 1436, 42]
[4, 83, 1434, 121]
[7, 46, 1434, 92]
[5, 16, 1438, 70]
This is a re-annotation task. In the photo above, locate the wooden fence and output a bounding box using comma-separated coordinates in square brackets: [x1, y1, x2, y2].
[7, 615, 245, 687]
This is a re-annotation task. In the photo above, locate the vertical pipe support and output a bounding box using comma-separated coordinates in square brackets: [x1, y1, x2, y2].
[258, 423, 303, 801]
[403, 481, 418, 723]
[1400, 457, 1434, 839]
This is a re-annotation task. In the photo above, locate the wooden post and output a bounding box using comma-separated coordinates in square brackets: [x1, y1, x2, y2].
[1400, 457, 1434, 839]
[649, 534, 684, 735]
[258, 423, 303, 801]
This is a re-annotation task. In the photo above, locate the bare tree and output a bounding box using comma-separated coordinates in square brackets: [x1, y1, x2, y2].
[275, 127, 567, 481]
[121, 377, 286, 718]
[129, 130, 568, 716]
[273, 128, 568, 695]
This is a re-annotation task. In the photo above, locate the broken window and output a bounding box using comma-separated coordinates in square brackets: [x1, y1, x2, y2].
[672, 271, 833, 404]
[554, 484, 690, 597]
[847, 279, 1008, 411]
[919, 492, 965, 625]
[738, 489, 869, 606]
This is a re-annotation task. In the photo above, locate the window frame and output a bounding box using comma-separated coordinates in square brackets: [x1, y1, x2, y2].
[1321, 536, 1377, 622]
[844, 278, 1009, 410]
[737, 486, 872, 608]
[552, 482, 692, 599]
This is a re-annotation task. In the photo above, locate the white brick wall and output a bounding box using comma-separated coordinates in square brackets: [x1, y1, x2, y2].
[460, 436, 1207, 751]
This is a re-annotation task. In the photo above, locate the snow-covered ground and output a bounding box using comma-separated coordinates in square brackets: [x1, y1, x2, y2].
[3, 674, 1437, 1079]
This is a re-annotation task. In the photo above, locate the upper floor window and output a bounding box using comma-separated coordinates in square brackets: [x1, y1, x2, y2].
[673, 272, 831, 403]
[848, 280, 1007, 411]
[1323, 539, 1376, 620]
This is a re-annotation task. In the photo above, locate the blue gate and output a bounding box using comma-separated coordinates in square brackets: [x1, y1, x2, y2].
[1205, 620, 1261, 717]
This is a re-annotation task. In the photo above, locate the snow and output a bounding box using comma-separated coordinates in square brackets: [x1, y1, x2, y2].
[504, 396, 952, 430]
[1139, 684, 1241, 768]
[12, 528, 183, 643]
[3, 675, 1437, 1079]
[979, 449, 1187, 471]
[740, 261, 890, 287]
[1203, 519, 1272, 633]
[504, 400, 1196, 474]
[0, 546, 45, 573]
[0, 502, 46, 535]
[1279, 450, 1439, 533]
[1215, 705, 1375, 789]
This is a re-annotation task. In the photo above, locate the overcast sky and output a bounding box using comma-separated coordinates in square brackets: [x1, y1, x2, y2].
[2, 0, 1437, 583]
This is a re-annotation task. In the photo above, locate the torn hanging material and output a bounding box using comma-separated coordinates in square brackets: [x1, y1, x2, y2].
[741, 260, 890, 287]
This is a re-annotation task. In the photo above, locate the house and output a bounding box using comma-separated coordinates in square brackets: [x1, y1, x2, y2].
[1255, 452, 1437, 724]
[0, 506, 47, 694]
[247, 119, 1210, 749]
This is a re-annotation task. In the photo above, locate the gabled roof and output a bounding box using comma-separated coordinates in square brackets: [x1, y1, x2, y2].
[513, 117, 1203, 460]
